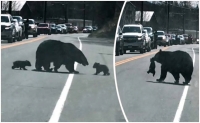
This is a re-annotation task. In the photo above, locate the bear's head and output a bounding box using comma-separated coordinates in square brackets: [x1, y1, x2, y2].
[153, 49, 166, 64]
[63, 43, 89, 66]
[93, 62, 100, 68]
[25, 60, 32, 66]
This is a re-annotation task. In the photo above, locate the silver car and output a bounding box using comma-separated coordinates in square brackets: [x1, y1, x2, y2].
[1, 14, 16, 43]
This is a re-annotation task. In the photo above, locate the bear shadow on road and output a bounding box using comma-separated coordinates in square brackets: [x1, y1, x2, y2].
[31, 69, 85, 75]
[146, 81, 189, 86]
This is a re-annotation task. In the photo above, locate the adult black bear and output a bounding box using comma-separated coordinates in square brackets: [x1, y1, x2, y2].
[152, 49, 193, 85]
[35, 40, 89, 73]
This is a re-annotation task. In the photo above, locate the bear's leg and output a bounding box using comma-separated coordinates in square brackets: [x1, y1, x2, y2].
[23, 66, 27, 70]
[65, 61, 79, 74]
[181, 72, 192, 85]
[157, 65, 167, 82]
[171, 72, 180, 84]
[53, 61, 62, 72]
[35, 59, 42, 71]
[43, 61, 52, 72]
[94, 69, 101, 75]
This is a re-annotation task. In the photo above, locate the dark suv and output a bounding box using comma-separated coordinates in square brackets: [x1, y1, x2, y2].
[115, 27, 124, 56]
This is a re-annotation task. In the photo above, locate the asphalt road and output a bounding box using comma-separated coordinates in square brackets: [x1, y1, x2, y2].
[1, 33, 125, 122]
[115, 44, 199, 122]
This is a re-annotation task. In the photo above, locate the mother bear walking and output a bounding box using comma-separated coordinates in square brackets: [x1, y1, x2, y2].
[35, 40, 89, 73]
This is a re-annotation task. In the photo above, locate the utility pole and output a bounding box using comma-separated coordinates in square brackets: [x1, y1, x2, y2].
[83, 1, 86, 28]
[140, 1, 143, 25]
[66, 3, 68, 23]
[182, 2, 186, 34]
[167, 1, 170, 34]
[8, 1, 12, 14]
[43, 1, 47, 23]
[196, 5, 199, 39]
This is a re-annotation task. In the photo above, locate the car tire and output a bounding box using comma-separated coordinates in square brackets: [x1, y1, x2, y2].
[123, 49, 126, 54]
[8, 37, 13, 43]
[33, 33, 37, 37]
[139, 49, 144, 54]
[120, 49, 124, 55]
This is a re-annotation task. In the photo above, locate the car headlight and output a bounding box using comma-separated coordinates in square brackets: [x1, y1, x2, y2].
[5, 26, 11, 29]
[138, 36, 142, 40]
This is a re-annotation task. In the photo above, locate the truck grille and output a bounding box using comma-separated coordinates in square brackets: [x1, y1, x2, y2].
[123, 37, 138, 43]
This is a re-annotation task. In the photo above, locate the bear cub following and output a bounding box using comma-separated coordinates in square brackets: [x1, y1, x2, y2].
[93, 62, 110, 76]
[12, 60, 31, 70]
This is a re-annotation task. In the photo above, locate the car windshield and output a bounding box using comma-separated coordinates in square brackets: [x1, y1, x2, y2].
[143, 28, 152, 33]
[1, 16, 9, 22]
[57, 25, 61, 28]
[51, 24, 55, 27]
[66, 23, 72, 26]
[157, 31, 164, 35]
[24, 20, 34, 24]
[38, 24, 48, 27]
[122, 27, 141, 33]
[85, 27, 92, 29]
[13, 17, 22, 22]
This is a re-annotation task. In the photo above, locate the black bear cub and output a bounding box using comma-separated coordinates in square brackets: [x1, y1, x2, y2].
[147, 57, 156, 76]
[93, 62, 110, 76]
[12, 60, 31, 70]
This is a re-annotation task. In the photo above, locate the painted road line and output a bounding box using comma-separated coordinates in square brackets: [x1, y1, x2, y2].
[1, 36, 47, 49]
[115, 47, 169, 66]
[173, 48, 195, 122]
[49, 37, 82, 122]
[113, 1, 129, 122]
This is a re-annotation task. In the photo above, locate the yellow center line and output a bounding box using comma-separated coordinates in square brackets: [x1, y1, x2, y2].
[115, 47, 169, 66]
[1, 36, 47, 49]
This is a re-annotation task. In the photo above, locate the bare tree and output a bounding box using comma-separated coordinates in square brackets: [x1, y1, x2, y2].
[2, 1, 22, 11]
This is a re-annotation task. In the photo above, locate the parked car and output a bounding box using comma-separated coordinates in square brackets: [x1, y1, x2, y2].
[92, 26, 98, 31]
[83, 26, 93, 33]
[57, 24, 67, 34]
[13, 16, 25, 39]
[122, 24, 146, 53]
[37, 23, 51, 35]
[13, 19, 23, 41]
[115, 26, 124, 56]
[183, 34, 189, 44]
[166, 34, 173, 45]
[165, 34, 171, 46]
[56, 25, 63, 34]
[170, 34, 176, 45]
[73, 26, 79, 33]
[1, 14, 16, 43]
[143, 29, 151, 52]
[65, 23, 73, 33]
[50, 23, 57, 34]
[177, 35, 185, 44]
[143, 27, 155, 49]
[157, 31, 167, 46]
[23, 19, 38, 37]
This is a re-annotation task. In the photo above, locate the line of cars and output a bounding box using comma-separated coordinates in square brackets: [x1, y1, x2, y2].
[1, 13, 94, 43]
[115, 24, 197, 56]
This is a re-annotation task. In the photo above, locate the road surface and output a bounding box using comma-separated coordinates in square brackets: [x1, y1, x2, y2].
[115, 44, 199, 122]
[1, 33, 125, 122]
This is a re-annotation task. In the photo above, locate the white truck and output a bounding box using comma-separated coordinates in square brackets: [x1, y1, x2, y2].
[122, 24, 151, 53]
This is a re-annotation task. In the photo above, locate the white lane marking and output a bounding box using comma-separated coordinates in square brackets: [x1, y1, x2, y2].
[49, 37, 82, 122]
[113, 1, 129, 122]
[173, 48, 195, 122]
